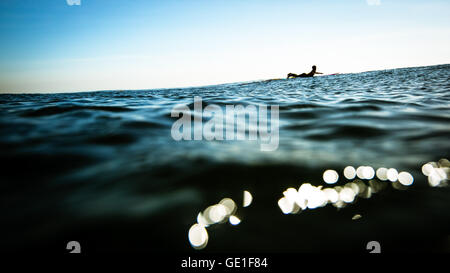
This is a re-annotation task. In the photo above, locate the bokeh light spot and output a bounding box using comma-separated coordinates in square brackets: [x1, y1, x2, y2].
[323, 169, 339, 184]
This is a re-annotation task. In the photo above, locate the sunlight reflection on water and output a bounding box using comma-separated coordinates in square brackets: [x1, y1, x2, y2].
[188, 159, 448, 250]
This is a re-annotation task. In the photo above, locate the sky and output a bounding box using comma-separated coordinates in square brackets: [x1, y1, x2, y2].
[0, 0, 449, 93]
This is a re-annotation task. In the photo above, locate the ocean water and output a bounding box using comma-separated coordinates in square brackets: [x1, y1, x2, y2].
[1, 64, 449, 253]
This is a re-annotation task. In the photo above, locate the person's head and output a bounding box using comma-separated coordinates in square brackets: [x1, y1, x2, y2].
[312, 65, 317, 70]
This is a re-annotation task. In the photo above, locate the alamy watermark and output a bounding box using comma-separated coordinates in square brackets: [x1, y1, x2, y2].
[366, 0, 381, 6]
[66, 0, 81, 6]
[66, 241, 81, 253]
[366, 241, 381, 253]
[171, 96, 279, 151]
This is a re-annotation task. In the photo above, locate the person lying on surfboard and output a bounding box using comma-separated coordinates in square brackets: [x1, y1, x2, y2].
[287, 65, 323, 79]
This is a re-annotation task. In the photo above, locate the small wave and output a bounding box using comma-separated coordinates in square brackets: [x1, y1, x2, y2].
[306, 125, 388, 140]
[341, 105, 382, 112]
[351, 99, 400, 106]
[278, 103, 325, 110]
[87, 133, 137, 145]
[122, 120, 168, 129]
[21, 105, 132, 117]
[282, 111, 320, 119]
[404, 129, 450, 141]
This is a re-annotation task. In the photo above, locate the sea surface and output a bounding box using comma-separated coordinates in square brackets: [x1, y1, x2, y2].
[1, 64, 449, 253]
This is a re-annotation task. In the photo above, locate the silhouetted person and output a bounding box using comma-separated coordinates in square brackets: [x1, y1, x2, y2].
[287, 65, 323, 79]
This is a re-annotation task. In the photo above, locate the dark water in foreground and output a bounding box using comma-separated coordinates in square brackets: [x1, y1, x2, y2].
[1, 64, 449, 253]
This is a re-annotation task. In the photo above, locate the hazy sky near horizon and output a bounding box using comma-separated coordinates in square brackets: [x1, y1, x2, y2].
[0, 0, 449, 93]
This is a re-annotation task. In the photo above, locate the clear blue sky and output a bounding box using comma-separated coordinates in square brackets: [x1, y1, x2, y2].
[0, 0, 449, 93]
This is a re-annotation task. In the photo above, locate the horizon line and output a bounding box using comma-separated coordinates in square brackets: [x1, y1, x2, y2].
[1, 62, 449, 95]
